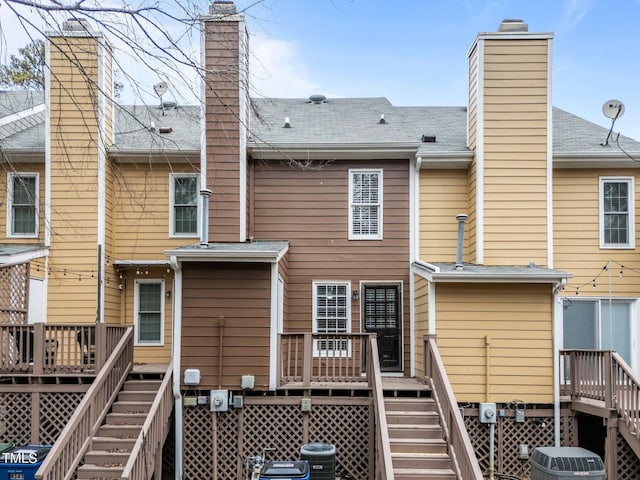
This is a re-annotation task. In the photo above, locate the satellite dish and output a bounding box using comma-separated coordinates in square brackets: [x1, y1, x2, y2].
[154, 81, 168, 98]
[602, 100, 625, 120]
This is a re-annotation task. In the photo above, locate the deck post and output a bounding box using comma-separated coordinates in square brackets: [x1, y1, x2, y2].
[33, 323, 44, 375]
[95, 323, 107, 371]
[604, 351, 613, 410]
[604, 415, 618, 480]
[303, 333, 312, 387]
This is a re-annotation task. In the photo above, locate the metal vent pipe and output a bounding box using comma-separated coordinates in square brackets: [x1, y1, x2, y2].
[455, 213, 468, 270]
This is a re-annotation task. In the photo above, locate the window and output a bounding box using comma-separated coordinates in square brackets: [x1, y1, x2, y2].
[600, 177, 634, 248]
[134, 280, 164, 345]
[349, 169, 382, 240]
[563, 299, 633, 366]
[312, 282, 351, 356]
[7, 173, 38, 238]
[170, 174, 199, 237]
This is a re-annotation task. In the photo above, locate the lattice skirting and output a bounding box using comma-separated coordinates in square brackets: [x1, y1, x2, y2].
[183, 398, 371, 480]
[616, 430, 640, 480]
[463, 404, 576, 479]
[0, 391, 83, 446]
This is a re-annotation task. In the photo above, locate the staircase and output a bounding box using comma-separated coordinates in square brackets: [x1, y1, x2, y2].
[76, 375, 163, 479]
[385, 396, 456, 480]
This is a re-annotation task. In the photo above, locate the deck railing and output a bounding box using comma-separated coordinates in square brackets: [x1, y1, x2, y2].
[35, 327, 134, 480]
[0, 323, 129, 374]
[120, 361, 174, 480]
[366, 336, 394, 480]
[278, 333, 372, 386]
[424, 336, 484, 480]
[560, 349, 640, 435]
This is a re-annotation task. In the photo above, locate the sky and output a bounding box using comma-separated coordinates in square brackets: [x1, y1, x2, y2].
[1, 0, 639, 138]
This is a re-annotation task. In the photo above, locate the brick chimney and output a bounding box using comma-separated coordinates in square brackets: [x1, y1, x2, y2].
[202, 1, 250, 243]
[46, 19, 114, 322]
[467, 20, 553, 266]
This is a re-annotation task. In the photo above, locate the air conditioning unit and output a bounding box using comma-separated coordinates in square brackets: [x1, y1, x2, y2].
[530, 447, 605, 480]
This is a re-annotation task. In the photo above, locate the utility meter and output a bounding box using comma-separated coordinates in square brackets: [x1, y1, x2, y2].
[210, 390, 228, 412]
[479, 402, 497, 424]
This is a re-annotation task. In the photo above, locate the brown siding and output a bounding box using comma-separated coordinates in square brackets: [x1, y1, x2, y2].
[204, 19, 243, 242]
[252, 159, 411, 372]
[181, 263, 271, 390]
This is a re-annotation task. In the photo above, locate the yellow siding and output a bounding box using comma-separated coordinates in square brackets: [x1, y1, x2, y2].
[554, 168, 640, 297]
[419, 170, 468, 261]
[414, 274, 428, 378]
[0, 162, 45, 241]
[113, 162, 200, 259]
[436, 283, 553, 403]
[481, 39, 549, 266]
[467, 42, 478, 151]
[48, 35, 101, 324]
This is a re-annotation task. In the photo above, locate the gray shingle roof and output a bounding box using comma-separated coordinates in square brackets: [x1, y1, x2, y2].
[2, 91, 639, 156]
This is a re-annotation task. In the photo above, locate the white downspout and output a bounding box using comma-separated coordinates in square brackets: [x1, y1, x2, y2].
[170, 256, 183, 480]
[552, 279, 565, 446]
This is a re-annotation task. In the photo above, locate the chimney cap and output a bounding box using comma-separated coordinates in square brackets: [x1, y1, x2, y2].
[62, 18, 93, 33]
[210, 1, 237, 15]
[498, 19, 528, 32]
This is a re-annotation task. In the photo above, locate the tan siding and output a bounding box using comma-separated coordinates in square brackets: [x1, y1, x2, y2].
[436, 283, 553, 403]
[554, 168, 640, 297]
[204, 20, 242, 242]
[481, 38, 549, 266]
[419, 170, 468, 261]
[112, 163, 200, 259]
[252, 159, 411, 372]
[181, 263, 271, 390]
[467, 42, 478, 151]
[414, 274, 428, 378]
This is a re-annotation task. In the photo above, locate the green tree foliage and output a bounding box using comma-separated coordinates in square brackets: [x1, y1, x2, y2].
[0, 39, 45, 90]
[0, 38, 124, 98]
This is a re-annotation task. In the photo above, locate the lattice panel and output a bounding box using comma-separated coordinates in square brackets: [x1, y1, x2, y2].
[560, 414, 577, 446]
[0, 393, 31, 444]
[309, 405, 370, 480]
[243, 404, 303, 463]
[183, 405, 214, 479]
[0, 262, 29, 325]
[616, 431, 640, 480]
[39, 392, 83, 444]
[216, 407, 239, 480]
[464, 413, 490, 468]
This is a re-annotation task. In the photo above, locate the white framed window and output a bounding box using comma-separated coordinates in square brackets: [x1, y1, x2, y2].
[312, 281, 351, 357]
[599, 177, 635, 249]
[134, 279, 164, 346]
[170, 174, 199, 237]
[7, 172, 38, 238]
[349, 169, 383, 240]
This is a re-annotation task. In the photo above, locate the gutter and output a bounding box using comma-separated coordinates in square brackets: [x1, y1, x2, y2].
[169, 255, 183, 480]
[249, 141, 421, 160]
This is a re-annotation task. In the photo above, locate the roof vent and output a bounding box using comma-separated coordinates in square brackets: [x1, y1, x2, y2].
[308, 94, 327, 104]
[498, 19, 528, 32]
[161, 101, 177, 110]
[421, 135, 436, 143]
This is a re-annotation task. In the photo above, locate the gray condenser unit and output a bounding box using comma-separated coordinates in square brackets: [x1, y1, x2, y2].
[530, 447, 605, 480]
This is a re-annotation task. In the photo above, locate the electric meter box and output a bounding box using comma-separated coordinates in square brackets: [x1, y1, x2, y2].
[210, 389, 228, 412]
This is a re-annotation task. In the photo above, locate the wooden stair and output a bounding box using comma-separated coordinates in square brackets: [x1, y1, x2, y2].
[76, 376, 162, 479]
[385, 397, 456, 480]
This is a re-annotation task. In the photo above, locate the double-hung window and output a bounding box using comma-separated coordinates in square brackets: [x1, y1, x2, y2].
[170, 174, 199, 237]
[134, 280, 164, 346]
[312, 281, 351, 356]
[349, 169, 383, 240]
[7, 173, 38, 238]
[600, 177, 635, 248]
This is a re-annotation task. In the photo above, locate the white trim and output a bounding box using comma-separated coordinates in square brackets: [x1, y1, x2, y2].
[0, 104, 46, 128]
[547, 38, 554, 269]
[0, 248, 48, 265]
[428, 281, 436, 336]
[169, 173, 200, 238]
[599, 176, 635, 249]
[97, 39, 107, 323]
[269, 262, 278, 390]
[238, 18, 248, 242]
[410, 157, 417, 376]
[133, 278, 165, 346]
[409, 272, 415, 377]
[6, 172, 39, 239]
[476, 39, 485, 265]
[553, 283, 562, 446]
[249, 143, 420, 161]
[348, 168, 383, 240]
[169, 257, 183, 480]
[200, 23, 208, 248]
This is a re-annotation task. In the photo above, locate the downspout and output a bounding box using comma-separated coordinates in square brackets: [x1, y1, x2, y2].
[170, 255, 183, 480]
[552, 278, 566, 446]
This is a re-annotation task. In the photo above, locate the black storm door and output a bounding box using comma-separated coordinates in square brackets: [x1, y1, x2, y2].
[363, 285, 401, 371]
